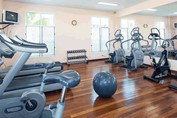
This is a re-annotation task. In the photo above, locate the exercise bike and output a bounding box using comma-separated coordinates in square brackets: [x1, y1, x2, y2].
[0, 65, 80, 118]
[144, 40, 173, 84]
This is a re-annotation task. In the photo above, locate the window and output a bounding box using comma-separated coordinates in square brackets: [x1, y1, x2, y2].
[26, 12, 55, 57]
[156, 21, 165, 46]
[120, 19, 135, 49]
[91, 17, 110, 52]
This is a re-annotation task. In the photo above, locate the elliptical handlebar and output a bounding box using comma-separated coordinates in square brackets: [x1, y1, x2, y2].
[114, 29, 121, 36]
[148, 28, 161, 40]
[162, 39, 170, 48]
[130, 27, 143, 41]
[105, 39, 115, 51]
[114, 29, 124, 41]
[113, 40, 118, 50]
[151, 28, 160, 35]
[171, 35, 177, 40]
[121, 27, 142, 49]
[121, 39, 131, 49]
[105, 29, 124, 51]
[131, 27, 140, 36]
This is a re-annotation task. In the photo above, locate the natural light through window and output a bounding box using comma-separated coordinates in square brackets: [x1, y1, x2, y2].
[120, 19, 135, 49]
[91, 17, 110, 52]
[156, 21, 165, 46]
[26, 12, 55, 57]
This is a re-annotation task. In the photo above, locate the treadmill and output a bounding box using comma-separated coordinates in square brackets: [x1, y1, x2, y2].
[0, 61, 63, 77]
[0, 35, 63, 78]
[0, 31, 63, 97]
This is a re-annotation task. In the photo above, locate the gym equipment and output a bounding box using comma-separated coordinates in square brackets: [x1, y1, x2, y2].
[144, 40, 173, 83]
[67, 49, 88, 65]
[105, 29, 125, 64]
[0, 30, 80, 118]
[0, 31, 62, 96]
[0, 69, 80, 118]
[93, 71, 117, 98]
[144, 28, 164, 57]
[0, 62, 63, 78]
[167, 35, 177, 58]
[0, 35, 63, 78]
[121, 27, 147, 71]
[11, 35, 46, 46]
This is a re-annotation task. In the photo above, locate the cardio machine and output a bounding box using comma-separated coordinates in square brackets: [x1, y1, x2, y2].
[144, 28, 164, 57]
[0, 34, 80, 117]
[0, 31, 63, 96]
[0, 35, 63, 78]
[105, 29, 124, 64]
[168, 35, 177, 58]
[0, 31, 80, 118]
[121, 27, 147, 71]
[144, 40, 173, 83]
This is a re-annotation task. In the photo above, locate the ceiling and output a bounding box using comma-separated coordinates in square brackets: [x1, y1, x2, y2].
[6, 0, 148, 12]
[137, 2, 177, 16]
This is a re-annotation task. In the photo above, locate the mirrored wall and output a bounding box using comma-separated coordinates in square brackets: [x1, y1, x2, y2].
[118, 2, 177, 60]
[137, 2, 177, 60]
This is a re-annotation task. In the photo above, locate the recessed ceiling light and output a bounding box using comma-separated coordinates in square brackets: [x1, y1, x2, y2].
[146, 9, 157, 11]
[98, 2, 118, 6]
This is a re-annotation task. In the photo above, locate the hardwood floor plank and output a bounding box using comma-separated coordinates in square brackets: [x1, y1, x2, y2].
[45, 60, 177, 118]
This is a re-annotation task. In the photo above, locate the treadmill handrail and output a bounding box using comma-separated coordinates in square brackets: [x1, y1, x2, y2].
[14, 35, 47, 47]
[0, 33, 48, 53]
[10, 37, 47, 48]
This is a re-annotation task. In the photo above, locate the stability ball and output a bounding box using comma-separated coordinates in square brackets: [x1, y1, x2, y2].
[93, 72, 117, 98]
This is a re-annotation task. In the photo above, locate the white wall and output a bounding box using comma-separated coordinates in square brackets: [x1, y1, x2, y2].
[0, 0, 2, 20]
[116, 14, 169, 40]
[3, 1, 177, 72]
[2, 1, 116, 65]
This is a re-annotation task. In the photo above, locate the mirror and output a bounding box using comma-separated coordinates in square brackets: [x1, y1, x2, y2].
[115, 1, 177, 72]
[118, 2, 177, 60]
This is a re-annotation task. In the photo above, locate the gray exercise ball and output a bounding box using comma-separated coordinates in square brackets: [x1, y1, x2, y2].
[93, 72, 117, 98]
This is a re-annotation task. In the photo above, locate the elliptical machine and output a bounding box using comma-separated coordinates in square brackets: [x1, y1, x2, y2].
[121, 27, 147, 71]
[168, 35, 177, 59]
[144, 40, 172, 84]
[105, 29, 124, 64]
[144, 28, 164, 57]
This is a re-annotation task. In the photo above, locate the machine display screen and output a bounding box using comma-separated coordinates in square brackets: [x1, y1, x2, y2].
[3, 10, 19, 23]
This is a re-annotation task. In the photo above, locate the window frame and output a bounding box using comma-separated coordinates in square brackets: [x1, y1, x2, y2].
[120, 19, 135, 49]
[91, 17, 110, 52]
[25, 11, 56, 57]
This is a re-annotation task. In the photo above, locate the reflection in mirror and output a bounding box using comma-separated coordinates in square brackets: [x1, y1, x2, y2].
[117, 14, 167, 58]
[135, 2, 177, 60]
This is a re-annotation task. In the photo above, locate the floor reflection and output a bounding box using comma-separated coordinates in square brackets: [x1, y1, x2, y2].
[122, 79, 137, 101]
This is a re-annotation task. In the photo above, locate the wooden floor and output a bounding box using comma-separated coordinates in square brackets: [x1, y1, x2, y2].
[45, 60, 177, 118]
